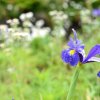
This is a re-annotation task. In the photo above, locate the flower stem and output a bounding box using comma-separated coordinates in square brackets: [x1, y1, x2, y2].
[66, 64, 80, 100]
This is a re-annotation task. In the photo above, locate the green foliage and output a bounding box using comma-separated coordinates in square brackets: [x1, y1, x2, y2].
[0, 0, 100, 99]
[0, 31, 99, 99]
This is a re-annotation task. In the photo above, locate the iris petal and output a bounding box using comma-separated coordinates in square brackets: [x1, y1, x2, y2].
[67, 38, 75, 48]
[68, 29, 84, 52]
[61, 50, 70, 63]
[61, 49, 80, 66]
[87, 57, 100, 62]
[83, 44, 100, 63]
[78, 49, 85, 62]
[69, 52, 79, 66]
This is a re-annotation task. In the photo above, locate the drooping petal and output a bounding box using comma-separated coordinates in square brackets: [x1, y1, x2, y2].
[69, 52, 80, 66]
[82, 44, 100, 63]
[61, 49, 70, 63]
[87, 57, 100, 62]
[61, 49, 80, 66]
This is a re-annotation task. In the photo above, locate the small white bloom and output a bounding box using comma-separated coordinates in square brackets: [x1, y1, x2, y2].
[62, 14, 68, 20]
[32, 27, 50, 38]
[23, 20, 33, 27]
[13, 18, 19, 25]
[49, 10, 57, 16]
[6, 19, 12, 24]
[35, 20, 44, 28]
[20, 13, 26, 21]
[59, 28, 66, 36]
[0, 24, 8, 31]
[80, 9, 91, 24]
[0, 24, 8, 37]
[39, 27, 50, 37]
[8, 28, 15, 33]
[26, 12, 33, 19]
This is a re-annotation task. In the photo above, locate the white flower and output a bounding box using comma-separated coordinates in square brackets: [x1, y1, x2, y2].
[49, 10, 68, 22]
[39, 27, 50, 37]
[26, 12, 33, 19]
[13, 32, 32, 41]
[35, 20, 44, 28]
[59, 28, 66, 36]
[62, 14, 68, 20]
[23, 20, 33, 27]
[8, 28, 15, 33]
[0, 24, 8, 38]
[0, 24, 8, 31]
[49, 10, 57, 16]
[6, 19, 12, 24]
[13, 18, 19, 25]
[80, 9, 91, 24]
[32, 27, 50, 38]
[19, 13, 26, 21]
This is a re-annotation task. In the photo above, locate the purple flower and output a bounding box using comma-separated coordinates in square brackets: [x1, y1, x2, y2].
[61, 29, 100, 77]
[92, 9, 100, 17]
[97, 71, 100, 77]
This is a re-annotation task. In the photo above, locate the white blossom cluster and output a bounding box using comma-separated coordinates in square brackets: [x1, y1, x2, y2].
[0, 12, 51, 47]
[49, 10, 68, 37]
[49, 10, 68, 24]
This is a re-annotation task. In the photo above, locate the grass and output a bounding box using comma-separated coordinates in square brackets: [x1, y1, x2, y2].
[0, 31, 100, 100]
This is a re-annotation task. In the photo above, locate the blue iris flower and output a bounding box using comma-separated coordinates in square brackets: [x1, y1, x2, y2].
[61, 29, 100, 77]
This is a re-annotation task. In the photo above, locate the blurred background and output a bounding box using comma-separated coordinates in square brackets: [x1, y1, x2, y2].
[0, 0, 100, 100]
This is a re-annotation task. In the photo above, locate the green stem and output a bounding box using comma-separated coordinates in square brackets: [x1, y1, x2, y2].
[66, 64, 80, 100]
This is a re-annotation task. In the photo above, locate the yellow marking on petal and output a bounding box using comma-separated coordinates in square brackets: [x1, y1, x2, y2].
[69, 50, 75, 55]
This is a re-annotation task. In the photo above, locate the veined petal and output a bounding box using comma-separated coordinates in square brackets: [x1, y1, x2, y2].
[87, 57, 100, 62]
[61, 49, 70, 63]
[69, 52, 79, 66]
[61, 49, 80, 66]
[83, 44, 100, 63]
